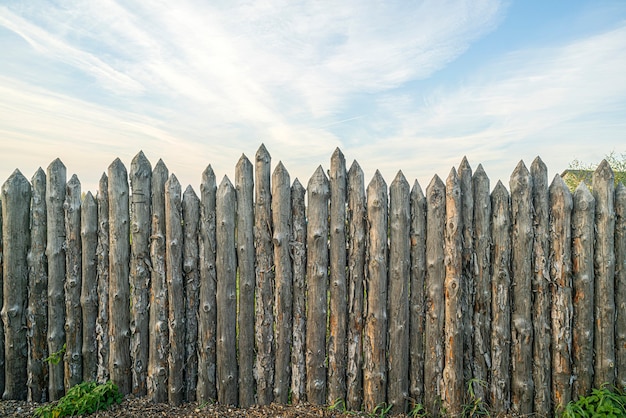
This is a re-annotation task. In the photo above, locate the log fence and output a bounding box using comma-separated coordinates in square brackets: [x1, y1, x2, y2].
[1, 145, 626, 417]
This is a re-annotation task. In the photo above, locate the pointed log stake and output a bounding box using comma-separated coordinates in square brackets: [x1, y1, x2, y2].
[306, 166, 330, 405]
[616, 183, 626, 390]
[81, 192, 98, 383]
[1, 170, 31, 400]
[96, 173, 110, 384]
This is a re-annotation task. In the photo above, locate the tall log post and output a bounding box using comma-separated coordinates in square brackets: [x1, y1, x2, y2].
[0, 198, 3, 396]
[254, 144, 274, 405]
[129, 151, 151, 397]
[424, 175, 445, 417]
[549, 175, 573, 413]
[616, 183, 626, 390]
[197, 166, 217, 403]
[1, 170, 31, 400]
[235, 156, 255, 407]
[490, 181, 511, 413]
[216, 176, 238, 405]
[531, 157, 551, 415]
[572, 182, 595, 398]
[346, 162, 365, 410]
[183, 186, 200, 402]
[96, 173, 110, 384]
[306, 166, 329, 405]
[290, 178, 307, 404]
[388, 171, 410, 414]
[46, 159, 66, 401]
[510, 161, 534, 414]
[593, 160, 616, 387]
[81, 192, 98, 383]
[28, 168, 48, 402]
[108, 158, 131, 395]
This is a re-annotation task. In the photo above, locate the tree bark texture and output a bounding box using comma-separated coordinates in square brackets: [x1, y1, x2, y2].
[96, 174, 110, 384]
[616, 183, 626, 389]
[81, 192, 98, 383]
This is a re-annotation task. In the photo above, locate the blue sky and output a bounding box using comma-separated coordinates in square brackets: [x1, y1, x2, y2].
[1, 0, 625, 193]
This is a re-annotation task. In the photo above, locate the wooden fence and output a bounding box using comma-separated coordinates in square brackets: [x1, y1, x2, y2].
[0, 145, 625, 417]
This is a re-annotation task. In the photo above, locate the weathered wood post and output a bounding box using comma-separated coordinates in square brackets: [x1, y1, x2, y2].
[346, 162, 365, 411]
[197, 165, 217, 403]
[273, 162, 292, 404]
[129, 151, 151, 397]
[593, 160, 616, 387]
[165, 174, 184, 405]
[531, 157, 551, 414]
[424, 175, 445, 417]
[616, 183, 626, 390]
[363, 171, 388, 411]
[47, 158, 66, 401]
[290, 178, 307, 404]
[571, 182, 595, 398]
[409, 179, 426, 408]
[255, 144, 274, 405]
[108, 158, 131, 395]
[183, 185, 200, 402]
[490, 181, 511, 413]
[1, 170, 31, 400]
[328, 149, 347, 406]
[81, 192, 98, 383]
[235, 156, 255, 407]
[96, 173, 110, 384]
[443, 168, 463, 415]
[510, 161, 533, 414]
[549, 175, 573, 413]
[148, 160, 168, 402]
[306, 166, 329, 405]
[388, 171, 410, 414]
[216, 176, 238, 405]
[0, 198, 3, 396]
[28, 168, 48, 401]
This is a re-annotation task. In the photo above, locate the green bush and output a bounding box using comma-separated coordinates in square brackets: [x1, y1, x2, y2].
[35, 380, 123, 418]
[562, 386, 626, 418]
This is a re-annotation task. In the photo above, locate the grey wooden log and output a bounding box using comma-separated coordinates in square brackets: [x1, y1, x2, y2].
[46, 158, 66, 401]
[64, 174, 82, 390]
[363, 171, 388, 412]
[165, 174, 185, 405]
[305, 166, 329, 405]
[472, 165, 491, 402]
[148, 160, 169, 402]
[0, 198, 3, 396]
[549, 175, 573, 413]
[272, 162, 292, 404]
[108, 158, 131, 395]
[129, 151, 151, 397]
[183, 185, 200, 402]
[424, 175, 445, 417]
[531, 157, 551, 415]
[346, 162, 365, 411]
[571, 182, 595, 399]
[592, 160, 616, 387]
[442, 168, 463, 415]
[254, 144, 275, 405]
[290, 178, 307, 404]
[409, 179, 426, 408]
[216, 176, 238, 405]
[328, 149, 347, 406]
[197, 165, 217, 403]
[96, 173, 110, 384]
[81, 192, 98, 383]
[27, 168, 48, 402]
[235, 156, 255, 407]
[387, 171, 410, 414]
[1, 170, 31, 400]
[616, 183, 626, 390]
[509, 161, 534, 414]
[490, 181, 511, 413]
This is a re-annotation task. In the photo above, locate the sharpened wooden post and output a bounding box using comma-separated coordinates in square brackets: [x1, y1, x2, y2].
[572, 182, 595, 398]
[81, 192, 98, 383]
[490, 181, 511, 413]
[197, 166, 217, 403]
[306, 166, 329, 405]
[616, 183, 626, 390]
[28, 168, 48, 402]
[425, 175, 445, 417]
[96, 174, 110, 384]
[388, 171, 410, 414]
[1, 170, 31, 400]
[216, 176, 238, 405]
[235, 156, 255, 407]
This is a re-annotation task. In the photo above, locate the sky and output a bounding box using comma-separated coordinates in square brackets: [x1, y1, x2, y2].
[1, 0, 626, 194]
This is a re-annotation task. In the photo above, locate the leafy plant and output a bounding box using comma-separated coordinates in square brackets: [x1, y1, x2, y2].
[35, 380, 123, 418]
[371, 402, 393, 418]
[44, 343, 66, 365]
[462, 378, 489, 417]
[329, 398, 347, 412]
[561, 386, 626, 418]
[408, 402, 427, 417]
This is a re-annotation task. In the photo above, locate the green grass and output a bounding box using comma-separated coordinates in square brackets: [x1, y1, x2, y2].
[34, 380, 123, 418]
